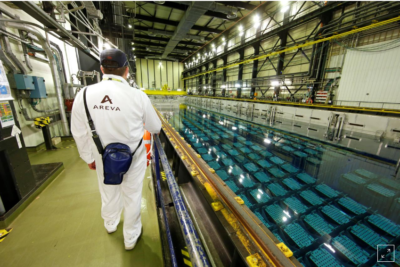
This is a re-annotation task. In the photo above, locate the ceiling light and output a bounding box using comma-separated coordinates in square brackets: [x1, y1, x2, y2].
[238, 25, 243, 31]
[232, 126, 237, 130]
[271, 80, 280, 86]
[128, 24, 132, 29]
[281, 5, 289, 12]
[103, 43, 111, 49]
[131, 42, 134, 45]
[227, 11, 237, 19]
[239, 32, 243, 37]
[132, 47, 135, 50]
[222, 37, 225, 41]
[264, 138, 271, 144]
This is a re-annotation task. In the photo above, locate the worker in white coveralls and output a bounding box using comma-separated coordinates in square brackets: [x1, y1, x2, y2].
[71, 48, 161, 250]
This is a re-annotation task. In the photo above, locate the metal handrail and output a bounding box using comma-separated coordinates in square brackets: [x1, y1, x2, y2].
[154, 135, 211, 267]
[152, 142, 178, 267]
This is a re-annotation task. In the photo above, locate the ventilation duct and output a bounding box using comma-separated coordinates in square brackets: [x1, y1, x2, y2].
[174, 1, 238, 19]
[145, 56, 178, 62]
[111, 1, 125, 26]
[83, 1, 103, 20]
[147, 29, 205, 42]
[162, 2, 214, 58]
[147, 47, 188, 55]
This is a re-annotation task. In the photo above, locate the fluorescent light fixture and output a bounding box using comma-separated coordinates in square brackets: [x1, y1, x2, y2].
[257, 194, 261, 199]
[219, 121, 224, 125]
[203, 114, 206, 118]
[258, 189, 263, 194]
[281, 5, 290, 12]
[221, 85, 226, 89]
[131, 42, 134, 45]
[282, 216, 287, 222]
[132, 47, 135, 50]
[128, 24, 132, 28]
[285, 80, 292, 85]
[323, 243, 336, 253]
[271, 80, 280, 86]
[103, 43, 111, 49]
[235, 83, 240, 88]
[264, 138, 271, 144]
[232, 126, 237, 130]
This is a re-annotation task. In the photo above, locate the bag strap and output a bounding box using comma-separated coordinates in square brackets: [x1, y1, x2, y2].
[132, 138, 143, 156]
[83, 87, 104, 155]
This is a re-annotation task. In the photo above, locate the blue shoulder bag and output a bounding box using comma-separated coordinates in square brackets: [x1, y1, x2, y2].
[83, 87, 143, 185]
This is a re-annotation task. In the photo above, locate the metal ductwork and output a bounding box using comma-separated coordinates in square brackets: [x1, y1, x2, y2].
[162, 2, 214, 58]
[174, 1, 238, 19]
[83, 1, 103, 20]
[145, 56, 178, 62]
[147, 29, 174, 37]
[111, 1, 125, 26]
[147, 29, 206, 42]
[147, 47, 189, 55]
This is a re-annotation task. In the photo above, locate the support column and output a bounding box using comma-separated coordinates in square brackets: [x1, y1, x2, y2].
[251, 40, 261, 99]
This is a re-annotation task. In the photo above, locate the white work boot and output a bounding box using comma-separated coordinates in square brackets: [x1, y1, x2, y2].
[125, 227, 143, 251]
[105, 220, 119, 234]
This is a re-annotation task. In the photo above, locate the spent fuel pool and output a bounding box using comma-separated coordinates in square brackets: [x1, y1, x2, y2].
[167, 106, 400, 267]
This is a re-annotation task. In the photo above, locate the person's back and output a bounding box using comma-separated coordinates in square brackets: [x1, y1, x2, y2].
[83, 75, 159, 151]
[71, 48, 161, 251]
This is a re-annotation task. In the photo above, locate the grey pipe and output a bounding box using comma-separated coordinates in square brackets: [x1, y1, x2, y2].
[6, 21, 69, 135]
[31, 103, 59, 113]
[0, 44, 17, 73]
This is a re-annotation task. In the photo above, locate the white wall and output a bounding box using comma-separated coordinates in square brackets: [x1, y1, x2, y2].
[0, 3, 81, 147]
[337, 42, 400, 108]
[136, 58, 183, 90]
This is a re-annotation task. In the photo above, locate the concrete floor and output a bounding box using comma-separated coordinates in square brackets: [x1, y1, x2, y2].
[0, 140, 163, 267]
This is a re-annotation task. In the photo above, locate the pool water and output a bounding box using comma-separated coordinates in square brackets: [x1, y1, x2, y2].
[168, 106, 400, 266]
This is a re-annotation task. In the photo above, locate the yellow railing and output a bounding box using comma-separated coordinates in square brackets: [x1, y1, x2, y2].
[143, 90, 187, 96]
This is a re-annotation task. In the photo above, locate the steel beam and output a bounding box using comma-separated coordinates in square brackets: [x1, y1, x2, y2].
[182, 2, 344, 70]
[131, 13, 223, 34]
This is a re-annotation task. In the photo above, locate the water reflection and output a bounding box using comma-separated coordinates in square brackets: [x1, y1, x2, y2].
[166, 106, 400, 266]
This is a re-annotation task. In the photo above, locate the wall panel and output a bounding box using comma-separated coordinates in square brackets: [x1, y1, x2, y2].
[337, 42, 400, 106]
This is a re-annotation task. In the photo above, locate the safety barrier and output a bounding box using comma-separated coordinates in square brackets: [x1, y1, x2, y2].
[153, 135, 210, 267]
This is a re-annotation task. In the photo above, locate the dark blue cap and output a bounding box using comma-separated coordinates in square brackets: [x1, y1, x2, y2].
[100, 48, 128, 68]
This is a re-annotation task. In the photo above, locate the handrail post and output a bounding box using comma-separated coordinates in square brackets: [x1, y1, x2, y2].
[155, 135, 210, 267]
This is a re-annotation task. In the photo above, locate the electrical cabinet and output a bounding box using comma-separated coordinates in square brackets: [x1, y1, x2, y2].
[30, 76, 47, 99]
[8, 74, 35, 90]
[7, 74, 47, 99]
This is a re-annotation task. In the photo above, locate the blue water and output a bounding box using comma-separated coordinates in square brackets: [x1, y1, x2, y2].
[168, 106, 400, 265]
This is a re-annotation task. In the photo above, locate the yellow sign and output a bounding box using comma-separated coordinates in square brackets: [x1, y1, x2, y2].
[34, 117, 50, 129]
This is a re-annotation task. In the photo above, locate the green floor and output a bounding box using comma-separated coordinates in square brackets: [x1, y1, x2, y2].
[0, 141, 163, 267]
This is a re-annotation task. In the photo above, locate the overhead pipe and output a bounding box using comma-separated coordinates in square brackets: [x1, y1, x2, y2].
[0, 18, 27, 74]
[5, 21, 70, 135]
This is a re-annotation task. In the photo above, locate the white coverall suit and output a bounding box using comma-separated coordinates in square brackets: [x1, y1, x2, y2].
[71, 74, 161, 246]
